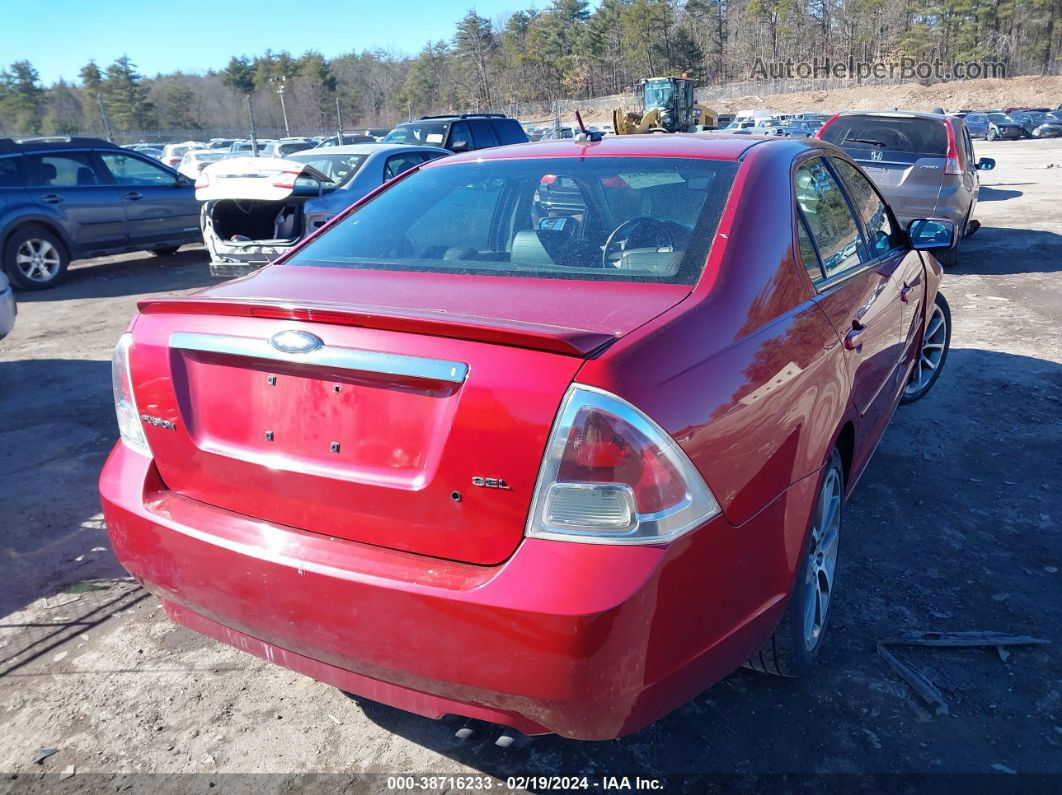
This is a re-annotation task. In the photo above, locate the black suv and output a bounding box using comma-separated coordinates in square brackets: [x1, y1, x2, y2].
[381, 113, 528, 153]
[0, 137, 201, 289]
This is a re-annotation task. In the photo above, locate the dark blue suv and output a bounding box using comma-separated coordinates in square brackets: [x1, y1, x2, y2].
[0, 137, 201, 289]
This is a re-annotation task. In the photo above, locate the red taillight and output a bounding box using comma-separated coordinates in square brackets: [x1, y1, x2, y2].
[943, 118, 962, 174]
[194, 172, 209, 189]
[272, 170, 301, 189]
[816, 113, 841, 140]
[526, 386, 721, 543]
[557, 408, 687, 513]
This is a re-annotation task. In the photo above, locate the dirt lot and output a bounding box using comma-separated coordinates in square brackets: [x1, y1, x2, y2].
[1, 138, 1061, 788]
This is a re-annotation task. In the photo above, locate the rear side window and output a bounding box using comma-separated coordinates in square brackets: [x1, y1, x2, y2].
[495, 119, 529, 145]
[0, 156, 24, 188]
[288, 156, 738, 284]
[24, 152, 102, 187]
[820, 115, 947, 162]
[795, 158, 862, 280]
[830, 158, 901, 258]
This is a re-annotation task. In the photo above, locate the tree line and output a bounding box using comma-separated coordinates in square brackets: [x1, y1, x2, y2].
[1, 0, 1059, 137]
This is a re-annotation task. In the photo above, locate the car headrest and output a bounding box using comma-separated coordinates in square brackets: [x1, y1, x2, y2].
[510, 230, 555, 266]
[76, 167, 97, 186]
[40, 163, 57, 181]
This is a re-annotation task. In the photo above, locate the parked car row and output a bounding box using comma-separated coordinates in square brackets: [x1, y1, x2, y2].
[960, 108, 1062, 140]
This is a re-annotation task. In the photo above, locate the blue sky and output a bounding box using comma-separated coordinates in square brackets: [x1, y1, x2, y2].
[12, 0, 536, 85]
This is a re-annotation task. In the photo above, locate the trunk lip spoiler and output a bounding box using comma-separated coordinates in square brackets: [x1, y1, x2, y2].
[138, 297, 617, 358]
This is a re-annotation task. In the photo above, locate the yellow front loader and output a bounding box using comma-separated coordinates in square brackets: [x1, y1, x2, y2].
[612, 77, 717, 134]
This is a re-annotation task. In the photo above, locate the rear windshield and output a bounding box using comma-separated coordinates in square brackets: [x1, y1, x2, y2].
[382, 122, 449, 147]
[820, 116, 947, 161]
[286, 156, 737, 284]
[288, 152, 367, 188]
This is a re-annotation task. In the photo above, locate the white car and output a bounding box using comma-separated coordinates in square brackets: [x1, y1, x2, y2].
[177, 149, 230, 180]
[0, 270, 16, 340]
[196, 143, 449, 276]
[159, 141, 205, 169]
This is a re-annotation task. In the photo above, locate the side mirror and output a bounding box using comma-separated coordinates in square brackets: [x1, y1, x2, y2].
[907, 218, 956, 251]
[450, 142, 470, 153]
[976, 157, 996, 171]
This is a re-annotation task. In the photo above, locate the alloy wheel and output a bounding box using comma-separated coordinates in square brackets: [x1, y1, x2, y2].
[803, 465, 841, 651]
[15, 238, 62, 282]
[905, 302, 948, 398]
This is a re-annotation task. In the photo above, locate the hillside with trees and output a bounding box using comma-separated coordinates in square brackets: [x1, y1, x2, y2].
[1, 0, 1059, 136]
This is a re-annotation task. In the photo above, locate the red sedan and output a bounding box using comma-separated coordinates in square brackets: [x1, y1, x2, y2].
[100, 134, 953, 740]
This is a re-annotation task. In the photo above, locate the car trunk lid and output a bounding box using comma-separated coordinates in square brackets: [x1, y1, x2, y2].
[130, 271, 691, 564]
[196, 156, 335, 202]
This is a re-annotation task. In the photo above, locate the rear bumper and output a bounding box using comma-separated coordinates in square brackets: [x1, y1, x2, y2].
[100, 443, 799, 739]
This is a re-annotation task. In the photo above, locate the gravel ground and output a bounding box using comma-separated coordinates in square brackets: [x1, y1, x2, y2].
[1, 138, 1061, 788]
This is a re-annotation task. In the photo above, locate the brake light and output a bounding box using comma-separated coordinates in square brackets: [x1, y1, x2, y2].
[526, 386, 720, 544]
[111, 333, 152, 457]
[816, 113, 841, 139]
[943, 119, 962, 175]
[194, 172, 210, 189]
[272, 170, 301, 189]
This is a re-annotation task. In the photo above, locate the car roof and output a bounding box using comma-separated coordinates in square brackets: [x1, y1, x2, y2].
[0, 136, 122, 153]
[434, 134, 770, 165]
[291, 143, 444, 157]
[830, 110, 952, 122]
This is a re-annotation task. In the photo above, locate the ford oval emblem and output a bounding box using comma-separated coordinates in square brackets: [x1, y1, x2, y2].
[270, 330, 323, 354]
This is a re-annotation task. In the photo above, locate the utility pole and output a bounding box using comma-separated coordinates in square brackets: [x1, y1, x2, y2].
[96, 91, 113, 142]
[335, 95, 343, 141]
[246, 94, 259, 156]
[272, 75, 290, 136]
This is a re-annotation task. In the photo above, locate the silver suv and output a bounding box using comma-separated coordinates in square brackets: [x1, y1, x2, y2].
[818, 111, 994, 266]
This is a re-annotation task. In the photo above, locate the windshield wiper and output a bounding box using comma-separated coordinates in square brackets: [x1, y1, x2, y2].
[850, 138, 886, 148]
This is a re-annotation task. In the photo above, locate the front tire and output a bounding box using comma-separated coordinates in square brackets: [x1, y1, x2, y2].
[3, 227, 70, 290]
[901, 292, 951, 404]
[747, 448, 844, 677]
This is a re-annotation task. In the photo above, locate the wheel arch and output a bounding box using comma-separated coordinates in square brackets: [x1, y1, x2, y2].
[2, 216, 74, 261]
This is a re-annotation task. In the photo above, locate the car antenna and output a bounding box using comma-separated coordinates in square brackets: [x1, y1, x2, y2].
[574, 111, 602, 142]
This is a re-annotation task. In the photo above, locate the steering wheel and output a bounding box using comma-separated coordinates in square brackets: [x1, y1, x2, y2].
[602, 217, 675, 268]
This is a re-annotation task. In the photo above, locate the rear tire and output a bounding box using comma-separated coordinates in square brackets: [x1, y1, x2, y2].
[746, 448, 844, 678]
[3, 226, 69, 290]
[900, 292, 951, 404]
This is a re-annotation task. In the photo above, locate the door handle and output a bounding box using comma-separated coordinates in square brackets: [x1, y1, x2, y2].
[123, 191, 143, 201]
[41, 194, 63, 204]
[900, 284, 914, 303]
[844, 320, 867, 351]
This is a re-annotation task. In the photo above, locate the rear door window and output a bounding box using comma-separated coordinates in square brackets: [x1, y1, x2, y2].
[24, 152, 105, 187]
[830, 158, 901, 259]
[383, 153, 425, 181]
[469, 120, 499, 149]
[819, 116, 947, 163]
[795, 157, 863, 281]
[448, 122, 472, 151]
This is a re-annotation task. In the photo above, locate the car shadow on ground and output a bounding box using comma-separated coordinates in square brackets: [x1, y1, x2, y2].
[14, 248, 217, 303]
[0, 358, 126, 620]
[351, 347, 1062, 776]
[959, 226, 1062, 274]
[977, 186, 1023, 202]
